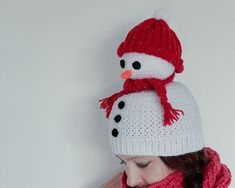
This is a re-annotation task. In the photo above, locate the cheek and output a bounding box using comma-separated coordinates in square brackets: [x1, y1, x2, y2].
[143, 162, 170, 184]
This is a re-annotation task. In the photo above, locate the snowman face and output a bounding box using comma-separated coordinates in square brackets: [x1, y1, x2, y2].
[119, 52, 175, 80]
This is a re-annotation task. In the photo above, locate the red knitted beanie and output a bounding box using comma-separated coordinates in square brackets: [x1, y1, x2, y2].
[117, 15, 184, 73]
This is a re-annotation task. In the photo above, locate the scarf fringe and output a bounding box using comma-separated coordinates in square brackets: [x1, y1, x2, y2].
[163, 103, 184, 126]
[99, 91, 125, 118]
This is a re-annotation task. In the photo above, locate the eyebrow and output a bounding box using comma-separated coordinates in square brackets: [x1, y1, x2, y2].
[115, 154, 139, 161]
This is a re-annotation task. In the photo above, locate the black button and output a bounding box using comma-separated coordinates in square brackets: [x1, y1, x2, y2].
[132, 61, 141, 70]
[118, 101, 125, 109]
[120, 59, 125, 68]
[112, 128, 119, 137]
[114, 115, 121, 123]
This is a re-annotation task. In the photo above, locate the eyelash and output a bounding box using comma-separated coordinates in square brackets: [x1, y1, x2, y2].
[120, 160, 150, 169]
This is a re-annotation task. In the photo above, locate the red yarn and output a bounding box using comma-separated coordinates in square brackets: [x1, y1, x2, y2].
[121, 147, 232, 188]
[99, 73, 184, 126]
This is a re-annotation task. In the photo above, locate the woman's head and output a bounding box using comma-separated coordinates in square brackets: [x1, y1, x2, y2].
[106, 83, 206, 187]
[99, 9, 232, 188]
[117, 148, 208, 188]
[102, 28, 206, 186]
[116, 154, 175, 188]
[105, 82, 206, 187]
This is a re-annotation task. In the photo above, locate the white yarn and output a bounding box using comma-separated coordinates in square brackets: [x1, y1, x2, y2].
[153, 8, 170, 23]
[121, 52, 175, 80]
[108, 81, 205, 156]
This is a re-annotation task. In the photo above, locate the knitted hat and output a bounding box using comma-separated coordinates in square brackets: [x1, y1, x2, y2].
[117, 8, 184, 73]
[99, 9, 205, 156]
[108, 81, 205, 156]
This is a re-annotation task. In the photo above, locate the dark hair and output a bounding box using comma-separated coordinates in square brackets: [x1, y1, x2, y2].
[160, 148, 209, 188]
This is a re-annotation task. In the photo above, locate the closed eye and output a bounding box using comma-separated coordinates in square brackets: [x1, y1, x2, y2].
[136, 161, 151, 169]
[119, 159, 151, 169]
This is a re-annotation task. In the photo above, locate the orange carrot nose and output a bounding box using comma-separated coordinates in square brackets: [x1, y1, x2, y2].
[120, 70, 132, 79]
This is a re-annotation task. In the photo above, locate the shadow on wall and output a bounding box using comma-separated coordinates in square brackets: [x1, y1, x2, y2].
[80, 21, 133, 188]
[63, 20, 130, 188]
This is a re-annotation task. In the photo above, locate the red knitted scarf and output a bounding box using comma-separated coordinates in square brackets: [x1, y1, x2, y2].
[121, 147, 232, 188]
[99, 73, 184, 126]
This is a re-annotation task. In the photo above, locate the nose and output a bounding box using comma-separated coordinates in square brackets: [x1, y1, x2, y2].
[120, 69, 132, 79]
[126, 169, 144, 187]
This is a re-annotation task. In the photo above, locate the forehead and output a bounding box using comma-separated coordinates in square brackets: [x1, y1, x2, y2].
[116, 154, 158, 161]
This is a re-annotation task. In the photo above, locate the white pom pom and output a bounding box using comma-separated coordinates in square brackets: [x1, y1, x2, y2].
[153, 8, 170, 23]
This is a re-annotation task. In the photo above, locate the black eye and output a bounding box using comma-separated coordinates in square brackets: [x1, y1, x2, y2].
[120, 59, 125, 68]
[132, 61, 141, 70]
[120, 160, 126, 165]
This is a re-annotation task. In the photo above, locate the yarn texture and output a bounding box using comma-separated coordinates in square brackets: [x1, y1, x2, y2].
[99, 73, 184, 126]
[117, 18, 183, 73]
[108, 81, 205, 156]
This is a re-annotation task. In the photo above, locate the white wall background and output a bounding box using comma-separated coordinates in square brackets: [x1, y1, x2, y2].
[0, 0, 234, 187]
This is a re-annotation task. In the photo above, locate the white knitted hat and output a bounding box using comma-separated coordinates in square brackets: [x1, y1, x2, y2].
[108, 81, 205, 156]
[99, 9, 206, 157]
